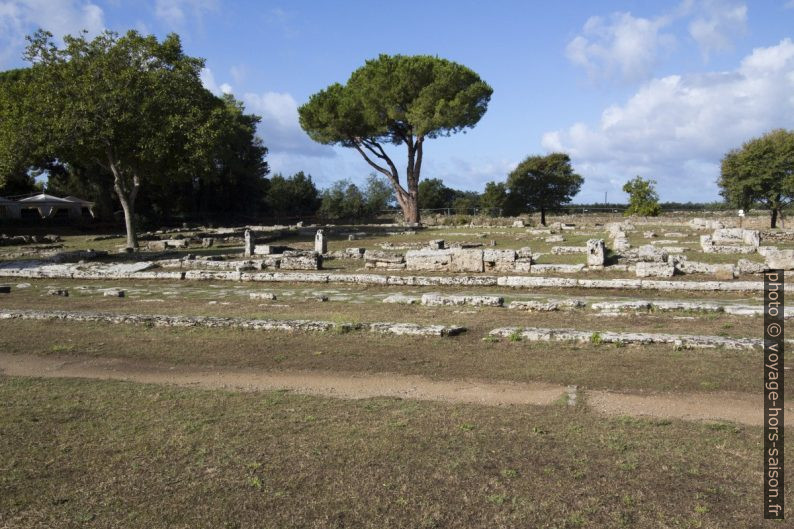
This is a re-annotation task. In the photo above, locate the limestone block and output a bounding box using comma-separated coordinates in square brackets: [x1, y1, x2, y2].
[635, 262, 675, 278]
[483, 249, 516, 272]
[586, 239, 606, 267]
[638, 245, 668, 263]
[766, 249, 794, 270]
[421, 293, 503, 307]
[428, 239, 445, 250]
[405, 249, 452, 271]
[314, 229, 328, 254]
[449, 249, 484, 273]
[382, 294, 419, 304]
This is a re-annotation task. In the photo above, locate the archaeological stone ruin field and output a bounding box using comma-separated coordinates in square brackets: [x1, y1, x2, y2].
[0, 209, 792, 526]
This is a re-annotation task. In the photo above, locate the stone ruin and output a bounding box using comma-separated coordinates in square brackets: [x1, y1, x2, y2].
[586, 239, 605, 268]
[403, 247, 533, 273]
[315, 229, 328, 254]
[700, 228, 760, 254]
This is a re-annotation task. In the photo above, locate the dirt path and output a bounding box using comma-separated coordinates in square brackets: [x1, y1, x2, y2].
[0, 352, 783, 426]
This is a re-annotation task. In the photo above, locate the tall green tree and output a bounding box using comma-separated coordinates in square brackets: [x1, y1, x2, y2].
[480, 181, 508, 216]
[318, 179, 367, 221]
[363, 173, 395, 216]
[418, 178, 456, 211]
[266, 171, 320, 220]
[622, 176, 661, 217]
[719, 129, 794, 228]
[506, 153, 583, 225]
[21, 29, 225, 248]
[298, 54, 492, 224]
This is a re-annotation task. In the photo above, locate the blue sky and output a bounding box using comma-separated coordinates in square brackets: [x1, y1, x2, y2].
[1, 0, 793, 203]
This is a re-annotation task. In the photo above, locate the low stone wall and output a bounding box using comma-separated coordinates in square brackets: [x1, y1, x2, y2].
[421, 293, 503, 307]
[0, 309, 465, 337]
[0, 262, 774, 292]
[489, 326, 762, 350]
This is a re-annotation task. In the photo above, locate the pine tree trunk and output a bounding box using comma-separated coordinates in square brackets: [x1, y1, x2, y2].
[771, 208, 778, 229]
[119, 195, 138, 250]
[540, 208, 546, 226]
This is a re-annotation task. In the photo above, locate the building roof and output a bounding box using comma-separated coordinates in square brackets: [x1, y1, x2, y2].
[18, 193, 78, 204]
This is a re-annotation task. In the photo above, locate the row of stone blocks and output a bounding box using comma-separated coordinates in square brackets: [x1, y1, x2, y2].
[0, 265, 773, 291]
[2, 307, 784, 350]
[0, 309, 465, 337]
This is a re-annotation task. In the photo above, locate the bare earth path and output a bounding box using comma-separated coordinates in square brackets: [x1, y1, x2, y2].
[0, 352, 783, 426]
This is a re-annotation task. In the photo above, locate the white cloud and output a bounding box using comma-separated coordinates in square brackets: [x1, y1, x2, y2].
[199, 67, 231, 95]
[0, 0, 105, 65]
[566, 2, 748, 81]
[243, 91, 334, 158]
[154, 0, 217, 28]
[544, 39, 794, 202]
[688, 1, 747, 58]
[565, 12, 676, 82]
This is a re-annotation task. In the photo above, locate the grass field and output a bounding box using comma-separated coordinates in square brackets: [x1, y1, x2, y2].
[1, 376, 785, 529]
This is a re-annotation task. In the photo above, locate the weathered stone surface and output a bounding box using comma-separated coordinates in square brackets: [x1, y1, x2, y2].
[421, 293, 504, 307]
[737, 259, 767, 274]
[147, 240, 169, 251]
[280, 254, 322, 271]
[508, 299, 585, 311]
[102, 289, 125, 297]
[498, 276, 578, 288]
[428, 239, 445, 250]
[551, 246, 587, 255]
[450, 249, 484, 273]
[367, 322, 466, 336]
[489, 326, 761, 349]
[163, 239, 188, 249]
[345, 247, 366, 258]
[512, 220, 525, 228]
[545, 235, 564, 243]
[766, 249, 794, 270]
[249, 292, 277, 300]
[315, 229, 327, 254]
[651, 301, 723, 312]
[591, 300, 652, 312]
[638, 245, 668, 263]
[635, 262, 675, 278]
[244, 229, 254, 257]
[530, 264, 585, 274]
[483, 249, 516, 272]
[47, 289, 68, 296]
[586, 239, 605, 267]
[201, 237, 215, 248]
[675, 261, 736, 277]
[690, 218, 724, 230]
[405, 249, 450, 271]
[382, 294, 419, 304]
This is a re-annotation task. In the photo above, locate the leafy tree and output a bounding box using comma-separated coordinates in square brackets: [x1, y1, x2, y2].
[20, 29, 226, 248]
[622, 176, 661, 217]
[451, 191, 480, 214]
[719, 129, 794, 228]
[506, 153, 583, 225]
[318, 179, 367, 221]
[298, 54, 492, 224]
[479, 181, 508, 216]
[418, 178, 456, 210]
[266, 171, 320, 220]
[363, 173, 395, 215]
[0, 68, 54, 194]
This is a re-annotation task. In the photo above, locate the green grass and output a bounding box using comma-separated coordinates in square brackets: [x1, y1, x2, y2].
[0, 319, 783, 394]
[0, 376, 786, 528]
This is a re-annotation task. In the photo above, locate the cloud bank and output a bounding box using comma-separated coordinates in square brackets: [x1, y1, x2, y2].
[544, 38, 794, 202]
